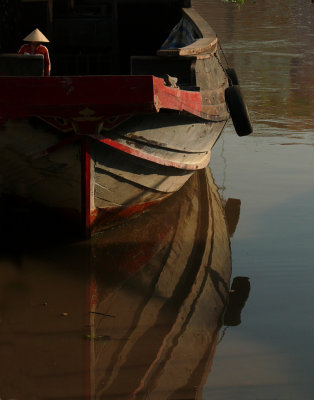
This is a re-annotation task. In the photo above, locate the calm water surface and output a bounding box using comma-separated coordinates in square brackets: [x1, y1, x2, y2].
[1, 1, 314, 399]
[192, 0, 314, 399]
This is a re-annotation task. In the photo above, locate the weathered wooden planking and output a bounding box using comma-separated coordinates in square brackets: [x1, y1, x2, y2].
[157, 8, 218, 58]
[182, 7, 217, 39]
[92, 141, 193, 196]
[196, 54, 228, 91]
[101, 113, 225, 154]
[94, 172, 172, 208]
[97, 135, 211, 170]
[131, 55, 195, 85]
[157, 38, 218, 57]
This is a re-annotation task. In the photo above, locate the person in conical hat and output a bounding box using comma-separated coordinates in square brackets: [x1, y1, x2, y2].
[18, 29, 51, 76]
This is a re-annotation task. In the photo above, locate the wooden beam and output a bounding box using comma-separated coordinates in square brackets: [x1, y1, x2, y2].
[182, 8, 216, 39]
[157, 37, 218, 57]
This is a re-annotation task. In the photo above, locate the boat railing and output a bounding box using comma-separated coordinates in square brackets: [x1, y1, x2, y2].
[130, 8, 219, 89]
[182, 8, 216, 39]
[157, 37, 218, 57]
[130, 55, 196, 87]
[157, 7, 218, 58]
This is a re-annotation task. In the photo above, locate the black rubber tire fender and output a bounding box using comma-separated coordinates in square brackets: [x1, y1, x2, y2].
[226, 67, 239, 86]
[225, 85, 253, 137]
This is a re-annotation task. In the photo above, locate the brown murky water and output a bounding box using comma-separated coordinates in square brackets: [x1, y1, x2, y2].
[192, 1, 314, 399]
[1, 1, 314, 399]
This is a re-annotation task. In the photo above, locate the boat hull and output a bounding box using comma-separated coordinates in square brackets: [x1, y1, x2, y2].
[0, 109, 227, 235]
[0, 9, 230, 236]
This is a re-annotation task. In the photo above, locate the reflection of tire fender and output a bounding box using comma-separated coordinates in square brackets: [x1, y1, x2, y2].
[225, 85, 253, 137]
[226, 68, 239, 86]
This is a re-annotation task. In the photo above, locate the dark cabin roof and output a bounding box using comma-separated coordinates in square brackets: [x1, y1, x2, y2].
[0, 0, 192, 75]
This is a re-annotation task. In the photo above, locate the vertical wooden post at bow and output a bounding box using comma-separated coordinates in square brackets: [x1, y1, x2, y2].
[81, 136, 91, 238]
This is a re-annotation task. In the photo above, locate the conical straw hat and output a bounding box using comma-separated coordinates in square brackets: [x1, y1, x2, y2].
[23, 28, 50, 43]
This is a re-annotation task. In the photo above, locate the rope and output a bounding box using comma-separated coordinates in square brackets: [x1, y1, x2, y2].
[218, 40, 230, 69]
[214, 52, 227, 75]
[218, 326, 229, 344]
[215, 42, 235, 87]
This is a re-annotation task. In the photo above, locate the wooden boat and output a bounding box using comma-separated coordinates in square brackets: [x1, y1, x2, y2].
[0, 167, 232, 399]
[0, 0, 251, 237]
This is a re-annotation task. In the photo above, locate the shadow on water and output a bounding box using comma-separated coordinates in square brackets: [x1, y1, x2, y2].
[0, 168, 249, 399]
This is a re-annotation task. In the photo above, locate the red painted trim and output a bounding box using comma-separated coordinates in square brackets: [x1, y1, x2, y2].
[93, 137, 209, 170]
[0, 75, 213, 126]
[90, 196, 170, 234]
[0, 75, 156, 121]
[32, 134, 79, 159]
[81, 137, 91, 238]
[152, 76, 229, 121]
[153, 76, 203, 116]
[0, 75, 228, 147]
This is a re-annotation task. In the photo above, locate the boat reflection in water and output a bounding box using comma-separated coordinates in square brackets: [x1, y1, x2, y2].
[1, 168, 236, 400]
[224, 276, 250, 327]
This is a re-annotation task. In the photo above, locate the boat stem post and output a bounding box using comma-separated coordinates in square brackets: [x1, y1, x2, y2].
[81, 136, 91, 239]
